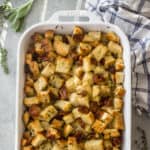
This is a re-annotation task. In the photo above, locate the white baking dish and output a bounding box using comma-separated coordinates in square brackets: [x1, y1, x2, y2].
[15, 10, 131, 150]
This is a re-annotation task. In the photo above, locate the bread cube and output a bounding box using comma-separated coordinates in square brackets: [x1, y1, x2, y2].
[81, 112, 95, 125]
[84, 139, 104, 150]
[50, 119, 64, 129]
[113, 112, 124, 130]
[56, 57, 73, 74]
[23, 111, 30, 125]
[103, 129, 120, 137]
[31, 133, 46, 147]
[100, 85, 111, 96]
[70, 93, 89, 108]
[83, 31, 101, 42]
[104, 140, 112, 148]
[114, 98, 123, 110]
[100, 112, 113, 125]
[72, 108, 81, 119]
[115, 85, 125, 97]
[83, 56, 95, 72]
[66, 76, 81, 92]
[108, 41, 122, 58]
[115, 58, 124, 71]
[92, 120, 106, 133]
[72, 26, 84, 42]
[104, 56, 115, 68]
[54, 40, 70, 56]
[77, 42, 92, 56]
[64, 124, 73, 137]
[82, 72, 93, 85]
[68, 137, 80, 150]
[24, 85, 35, 97]
[46, 127, 60, 139]
[49, 86, 59, 97]
[38, 90, 50, 104]
[106, 32, 119, 43]
[34, 76, 48, 93]
[115, 72, 124, 84]
[45, 30, 54, 39]
[28, 120, 43, 135]
[63, 113, 74, 124]
[54, 35, 63, 41]
[24, 97, 40, 107]
[41, 63, 55, 77]
[92, 85, 100, 97]
[22, 146, 33, 150]
[73, 66, 83, 78]
[92, 44, 108, 61]
[38, 142, 52, 150]
[40, 105, 58, 121]
[49, 74, 64, 88]
[66, 35, 77, 47]
[55, 100, 72, 112]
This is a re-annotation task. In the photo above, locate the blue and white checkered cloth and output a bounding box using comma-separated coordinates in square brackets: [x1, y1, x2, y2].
[85, 0, 150, 115]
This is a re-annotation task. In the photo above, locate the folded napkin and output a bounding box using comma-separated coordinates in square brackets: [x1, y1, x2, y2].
[85, 0, 150, 115]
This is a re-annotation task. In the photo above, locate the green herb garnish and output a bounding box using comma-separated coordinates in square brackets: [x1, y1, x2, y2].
[6, 0, 34, 32]
[0, 47, 9, 74]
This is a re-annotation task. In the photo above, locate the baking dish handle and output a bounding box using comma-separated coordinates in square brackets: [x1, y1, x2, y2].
[48, 10, 101, 23]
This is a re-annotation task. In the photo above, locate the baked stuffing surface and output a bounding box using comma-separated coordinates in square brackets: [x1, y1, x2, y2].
[22, 26, 125, 150]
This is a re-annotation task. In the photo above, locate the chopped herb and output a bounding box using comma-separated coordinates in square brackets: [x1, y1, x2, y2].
[0, 47, 9, 74]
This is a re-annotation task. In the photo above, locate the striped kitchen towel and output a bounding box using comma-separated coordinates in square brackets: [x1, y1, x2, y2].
[85, 0, 150, 115]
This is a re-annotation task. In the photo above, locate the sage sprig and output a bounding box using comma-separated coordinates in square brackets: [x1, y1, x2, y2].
[6, 0, 34, 32]
[0, 47, 9, 74]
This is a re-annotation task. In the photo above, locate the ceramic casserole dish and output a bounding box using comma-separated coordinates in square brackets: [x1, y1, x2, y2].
[16, 10, 131, 150]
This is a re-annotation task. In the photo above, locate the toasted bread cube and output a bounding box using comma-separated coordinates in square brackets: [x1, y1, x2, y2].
[40, 105, 57, 121]
[103, 129, 120, 137]
[28, 61, 40, 78]
[113, 147, 120, 150]
[56, 57, 73, 74]
[41, 63, 55, 77]
[38, 142, 52, 150]
[106, 32, 119, 43]
[45, 30, 54, 39]
[22, 146, 33, 150]
[68, 137, 80, 150]
[28, 120, 43, 135]
[24, 97, 40, 107]
[76, 83, 92, 96]
[70, 93, 89, 108]
[23, 111, 30, 125]
[113, 112, 124, 130]
[115, 58, 124, 71]
[66, 76, 81, 92]
[100, 85, 111, 96]
[38, 90, 50, 104]
[73, 66, 83, 78]
[100, 112, 113, 125]
[72, 108, 81, 119]
[115, 72, 124, 84]
[114, 98, 123, 110]
[83, 56, 95, 72]
[24, 85, 35, 97]
[34, 42, 44, 55]
[66, 35, 77, 47]
[55, 100, 72, 112]
[92, 120, 106, 133]
[49, 86, 59, 97]
[54, 40, 70, 56]
[104, 134, 110, 139]
[81, 112, 95, 125]
[82, 72, 93, 85]
[84, 139, 104, 150]
[92, 85, 100, 97]
[108, 41, 122, 58]
[88, 31, 101, 41]
[21, 138, 28, 146]
[31, 133, 46, 147]
[54, 35, 63, 41]
[104, 140, 112, 148]
[83, 34, 95, 42]
[51, 119, 64, 129]
[63, 113, 74, 124]
[115, 85, 125, 97]
[104, 56, 115, 68]
[49, 74, 64, 88]
[92, 44, 108, 61]
[47, 127, 60, 139]
[72, 26, 84, 42]
[64, 124, 73, 137]
[34, 76, 48, 93]
[77, 42, 92, 56]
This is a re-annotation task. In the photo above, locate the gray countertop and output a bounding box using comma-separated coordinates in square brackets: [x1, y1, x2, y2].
[0, 0, 149, 150]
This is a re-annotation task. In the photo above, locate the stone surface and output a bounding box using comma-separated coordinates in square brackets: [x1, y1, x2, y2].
[0, 0, 149, 150]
